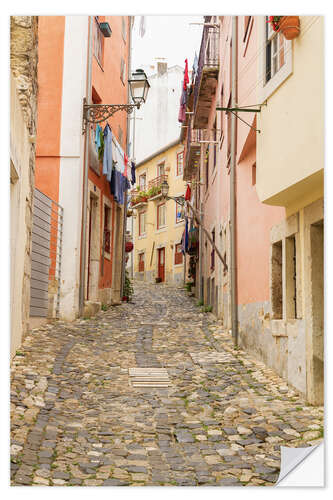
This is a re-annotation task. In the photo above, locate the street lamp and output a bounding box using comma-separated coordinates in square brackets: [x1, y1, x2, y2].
[82, 69, 150, 133]
[161, 179, 186, 206]
[128, 69, 150, 105]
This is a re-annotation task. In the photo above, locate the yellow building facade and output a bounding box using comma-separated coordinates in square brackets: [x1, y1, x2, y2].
[132, 140, 187, 284]
[256, 16, 324, 404]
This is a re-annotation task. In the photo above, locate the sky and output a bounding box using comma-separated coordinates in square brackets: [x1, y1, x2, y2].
[131, 15, 204, 76]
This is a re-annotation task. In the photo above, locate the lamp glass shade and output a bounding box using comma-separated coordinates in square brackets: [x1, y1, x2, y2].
[161, 180, 169, 198]
[129, 69, 150, 104]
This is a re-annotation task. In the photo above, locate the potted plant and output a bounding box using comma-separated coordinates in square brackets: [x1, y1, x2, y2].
[147, 185, 162, 198]
[268, 16, 300, 40]
[123, 270, 134, 301]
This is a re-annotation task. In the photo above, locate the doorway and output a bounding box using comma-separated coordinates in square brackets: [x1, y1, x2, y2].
[157, 247, 165, 282]
[310, 219, 324, 404]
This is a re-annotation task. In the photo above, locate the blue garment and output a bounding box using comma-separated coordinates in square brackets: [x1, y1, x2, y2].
[95, 124, 102, 152]
[103, 125, 113, 181]
[130, 161, 136, 185]
[185, 217, 189, 252]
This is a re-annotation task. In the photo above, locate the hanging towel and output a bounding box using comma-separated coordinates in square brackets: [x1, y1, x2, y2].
[103, 124, 113, 181]
[95, 124, 102, 152]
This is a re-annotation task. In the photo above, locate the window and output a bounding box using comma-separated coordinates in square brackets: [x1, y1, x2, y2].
[157, 203, 166, 229]
[103, 204, 111, 254]
[243, 16, 251, 42]
[271, 240, 283, 319]
[139, 211, 146, 236]
[213, 119, 217, 169]
[265, 17, 286, 83]
[211, 228, 215, 270]
[120, 57, 126, 84]
[157, 161, 165, 177]
[175, 201, 184, 224]
[93, 17, 104, 67]
[139, 173, 146, 191]
[138, 252, 145, 272]
[177, 151, 184, 176]
[175, 243, 183, 265]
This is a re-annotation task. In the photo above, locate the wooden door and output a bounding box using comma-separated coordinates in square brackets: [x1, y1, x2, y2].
[87, 195, 93, 300]
[158, 247, 165, 282]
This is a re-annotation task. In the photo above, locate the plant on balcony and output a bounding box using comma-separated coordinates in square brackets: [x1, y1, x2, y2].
[131, 190, 148, 206]
[147, 185, 162, 198]
[268, 16, 300, 40]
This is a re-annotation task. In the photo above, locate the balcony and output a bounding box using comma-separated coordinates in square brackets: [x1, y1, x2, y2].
[147, 174, 168, 200]
[184, 118, 204, 181]
[193, 24, 219, 129]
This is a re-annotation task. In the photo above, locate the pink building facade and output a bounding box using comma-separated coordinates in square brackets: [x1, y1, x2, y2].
[183, 16, 287, 386]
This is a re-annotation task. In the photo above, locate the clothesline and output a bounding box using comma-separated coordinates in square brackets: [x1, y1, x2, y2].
[94, 122, 136, 205]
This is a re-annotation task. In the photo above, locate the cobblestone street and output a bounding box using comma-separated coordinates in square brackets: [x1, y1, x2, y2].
[10, 282, 324, 487]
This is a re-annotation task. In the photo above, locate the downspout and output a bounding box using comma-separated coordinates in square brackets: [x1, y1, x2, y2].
[130, 106, 136, 279]
[79, 15, 93, 315]
[120, 16, 132, 297]
[230, 16, 239, 345]
[198, 144, 204, 302]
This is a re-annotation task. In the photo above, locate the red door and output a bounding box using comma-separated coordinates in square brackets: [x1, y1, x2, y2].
[158, 247, 165, 282]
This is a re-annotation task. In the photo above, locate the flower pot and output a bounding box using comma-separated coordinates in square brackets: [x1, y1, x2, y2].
[122, 296, 129, 302]
[279, 16, 300, 40]
[125, 242, 134, 253]
[155, 277, 162, 283]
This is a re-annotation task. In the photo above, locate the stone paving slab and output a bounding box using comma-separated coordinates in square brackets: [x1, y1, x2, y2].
[10, 281, 324, 486]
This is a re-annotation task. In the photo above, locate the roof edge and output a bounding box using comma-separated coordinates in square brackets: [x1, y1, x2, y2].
[136, 136, 182, 167]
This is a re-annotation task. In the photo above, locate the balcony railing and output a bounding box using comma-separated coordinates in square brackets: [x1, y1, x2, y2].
[148, 174, 168, 189]
[193, 23, 220, 123]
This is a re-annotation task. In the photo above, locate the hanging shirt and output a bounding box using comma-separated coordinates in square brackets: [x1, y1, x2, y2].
[185, 184, 191, 201]
[183, 58, 189, 90]
[131, 161, 136, 185]
[124, 153, 128, 179]
[103, 125, 113, 181]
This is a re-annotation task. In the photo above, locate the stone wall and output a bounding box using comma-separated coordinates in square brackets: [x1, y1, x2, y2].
[10, 16, 38, 341]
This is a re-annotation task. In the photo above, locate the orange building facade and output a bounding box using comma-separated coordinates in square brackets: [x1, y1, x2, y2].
[35, 16, 131, 320]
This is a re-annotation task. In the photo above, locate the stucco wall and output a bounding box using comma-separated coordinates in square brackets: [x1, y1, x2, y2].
[256, 16, 324, 206]
[133, 143, 186, 283]
[133, 66, 184, 163]
[10, 16, 38, 357]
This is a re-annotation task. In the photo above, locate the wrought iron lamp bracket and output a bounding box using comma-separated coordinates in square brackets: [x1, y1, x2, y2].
[164, 195, 186, 206]
[82, 98, 140, 134]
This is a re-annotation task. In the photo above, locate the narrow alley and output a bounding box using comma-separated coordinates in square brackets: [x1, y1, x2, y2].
[10, 281, 323, 487]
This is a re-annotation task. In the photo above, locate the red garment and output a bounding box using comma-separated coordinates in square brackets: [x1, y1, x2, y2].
[124, 153, 128, 178]
[185, 184, 191, 201]
[183, 58, 189, 90]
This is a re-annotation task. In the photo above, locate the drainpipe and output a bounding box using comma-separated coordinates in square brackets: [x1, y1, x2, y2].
[230, 16, 238, 345]
[120, 16, 133, 297]
[130, 106, 136, 279]
[79, 15, 93, 316]
[198, 145, 204, 302]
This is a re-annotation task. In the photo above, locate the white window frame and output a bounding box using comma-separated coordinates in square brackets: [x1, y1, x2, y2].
[138, 211, 146, 237]
[157, 203, 166, 230]
[176, 150, 184, 177]
[259, 16, 292, 103]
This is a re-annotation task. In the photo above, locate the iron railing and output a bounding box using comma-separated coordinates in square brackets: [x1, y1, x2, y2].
[193, 24, 220, 116]
[148, 174, 168, 189]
